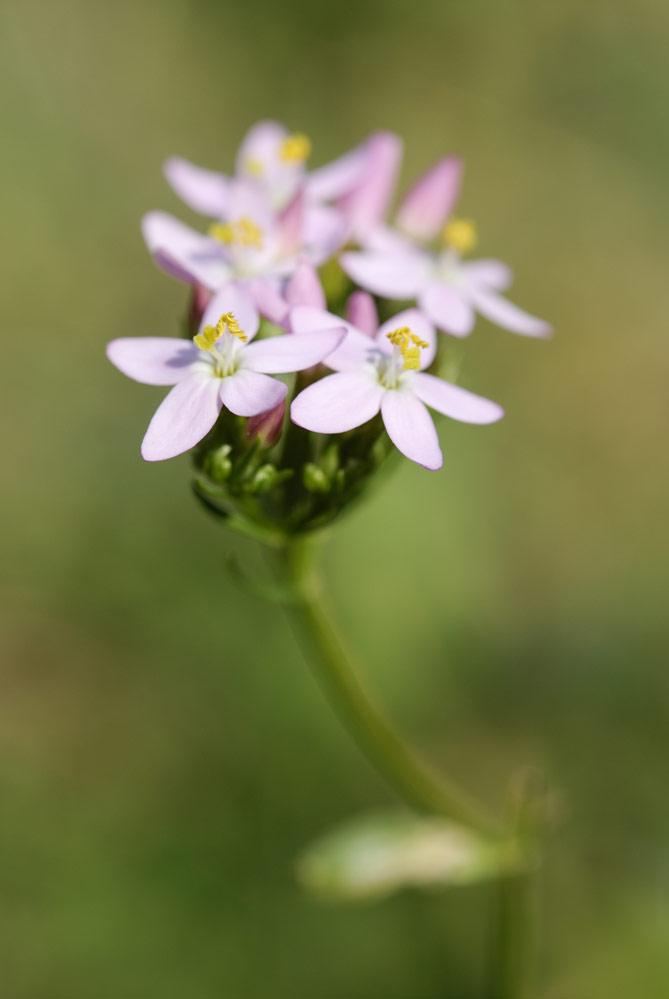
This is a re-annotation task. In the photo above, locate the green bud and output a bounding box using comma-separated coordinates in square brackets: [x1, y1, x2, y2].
[321, 443, 341, 479]
[303, 463, 330, 494]
[205, 444, 232, 483]
[250, 463, 278, 494]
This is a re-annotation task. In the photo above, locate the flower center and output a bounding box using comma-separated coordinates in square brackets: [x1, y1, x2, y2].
[386, 326, 429, 371]
[441, 217, 477, 255]
[194, 312, 247, 377]
[280, 133, 311, 164]
[244, 157, 264, 177]
[209, 217, 264, 249]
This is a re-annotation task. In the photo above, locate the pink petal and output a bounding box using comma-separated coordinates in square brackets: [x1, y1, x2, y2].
[243, 327, 346, 373]
[289, 306, 372, 371]
[346, 291, 378, 337]
[381, 391, 442, 470]
[413, 373, 504, 424]
[219, 369, 287, 417]
[163, 157, 231, 217]
[107, 337, 199, 385]
[363, 223, 415, 253]
[303, 204, 349, 260]
[247, 277, 289, 324]
[277, 188, 304, 257]
[142, 211, 232, 289]
[376, 308, 437, 369]
[307, 143, 367, 201]
[419, 282, 475, 337]
[340, 250, 430, 299]
[337, 131, 403, 240]
[225, 177, 275, 232]
[467, 287, 552, 337]
[200, 283, 260, 340]
[285, 262, 326, 311]
[459, 258, 512, 291]
[141, 373, 222, 462]
[291, 372, 384, 433]
[396, 156, 462, 242]
[236, 120, 288, 178]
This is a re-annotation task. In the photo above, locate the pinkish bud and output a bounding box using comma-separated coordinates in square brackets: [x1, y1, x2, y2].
[346, 290, 378, 337]
[245, 399, 286, 447]
[285, 261, 327, 312]
[187, 282, 212, 334]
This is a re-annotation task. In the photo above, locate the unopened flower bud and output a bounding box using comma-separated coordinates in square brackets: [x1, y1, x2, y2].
[187, 282, 212, 334]
[346, 291, 378, 337]
[245, 399, 285, 447]
[303, 463, 330, 494]
[206, 444, 232, 482]
[248, 463, 292, 495]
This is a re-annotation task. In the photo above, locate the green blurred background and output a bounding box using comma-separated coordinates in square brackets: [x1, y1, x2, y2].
[1, 0, 668, 995]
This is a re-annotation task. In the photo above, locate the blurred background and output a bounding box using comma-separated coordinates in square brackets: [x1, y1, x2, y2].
[1, 0, 668, 995]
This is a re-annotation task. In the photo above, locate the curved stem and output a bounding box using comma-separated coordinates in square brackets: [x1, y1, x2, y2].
[279, 535, 500, 838]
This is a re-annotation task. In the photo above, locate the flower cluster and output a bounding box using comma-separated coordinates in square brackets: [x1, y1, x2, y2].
[108, 121, 550, 535]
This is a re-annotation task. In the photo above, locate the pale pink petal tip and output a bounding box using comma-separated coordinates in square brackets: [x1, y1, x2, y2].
[163, 157, 230, 217]
[107, 338, 198, 386]
[470, 289, 553, 338]
[141, 375, 222, 462]
[396, 155, 463, 242]
[413, 373, 504, 424]
[381, 391, 443, 470]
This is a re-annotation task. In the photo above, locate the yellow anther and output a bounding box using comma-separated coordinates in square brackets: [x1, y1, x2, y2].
[193, 312, 247, 352]
[280, 132, 311, 164]
[386, 326, 429, 371]
[221, 311, 247, 342]
[245, 157, 264, 177]
[208, 217, 263, 249]
[209, 221, 236, 244]
[442, 217, 477, 254]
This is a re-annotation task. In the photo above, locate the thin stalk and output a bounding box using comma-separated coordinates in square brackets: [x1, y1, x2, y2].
[279, 535, 500, 838]
[491, 869, 534, 999]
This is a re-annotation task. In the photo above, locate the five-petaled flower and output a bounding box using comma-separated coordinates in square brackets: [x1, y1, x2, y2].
[341, 157, 551, 339]
[290, 297, 504, 471]
[143, 179, 345, 323]
[164, 119, 401, 226]
[107, 286, 345, 461]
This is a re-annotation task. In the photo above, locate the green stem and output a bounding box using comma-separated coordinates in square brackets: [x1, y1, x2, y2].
[492, 870, 534, 999]
[279, 535, 500, 838]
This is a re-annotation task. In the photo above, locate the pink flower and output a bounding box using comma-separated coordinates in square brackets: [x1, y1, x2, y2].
[143, 181, 343, 323]
[107, 286, 345, 462]
[341, 157, 551, 339]
[164, 120, 401, 218]
[290, 302, 503, 471]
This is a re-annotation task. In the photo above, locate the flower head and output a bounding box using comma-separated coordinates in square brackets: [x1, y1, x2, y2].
[341, 157, 551, 339]
[164, 120, 401, 219]
[107, 285, 345, 461]
[290, 304, 503, 470]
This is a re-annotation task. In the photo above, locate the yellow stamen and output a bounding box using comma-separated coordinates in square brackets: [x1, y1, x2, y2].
[193, 312, 247, 352]
[245, 157, 264, 177]
[442, 217, 477, 254]
[280, 132, 311, 164]
[386, 326, 429, 371]
[208, 216, 263, 249]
